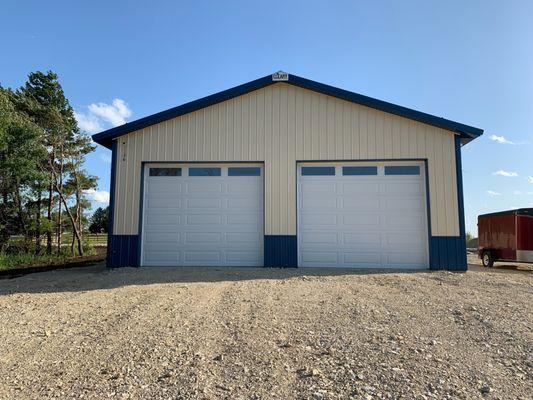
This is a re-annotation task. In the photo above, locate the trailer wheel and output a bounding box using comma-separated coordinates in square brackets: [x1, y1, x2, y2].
[482, 251, 494, 268]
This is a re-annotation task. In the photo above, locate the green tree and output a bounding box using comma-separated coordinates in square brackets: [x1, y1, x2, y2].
[89, 207, 109, 234]
[1, 71, 98, 261]
[17, 71, 78, 254]
[0, 87, 46, 251]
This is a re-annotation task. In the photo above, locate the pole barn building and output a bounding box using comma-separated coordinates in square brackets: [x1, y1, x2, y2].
[92, 72, 483, 270]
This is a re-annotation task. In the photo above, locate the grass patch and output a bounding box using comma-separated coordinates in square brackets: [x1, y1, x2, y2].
[0, 246, 98, 271]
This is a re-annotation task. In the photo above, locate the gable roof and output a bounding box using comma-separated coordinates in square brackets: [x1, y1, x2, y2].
[92, 72, 483, 149]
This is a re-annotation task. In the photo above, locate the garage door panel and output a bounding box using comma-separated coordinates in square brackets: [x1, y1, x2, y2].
[342, 182, 379, 195]
[146, 207, 181, 216]
[342, 214, 380, 227]
[302, 197, 337, 209]
[341, 196, 379, 210]
[384, 197, 424, 210]
[383, 181, 422, 195]
[298, 163, 428, 269]
[186, 198, 222, 209]
[227, 181, 261, 193]
[227, 197, 261, 209]
[147, 181, 181, 193]
[384, 214, 425, 228]
[143, 242, 181, 254]
[226, 232, 262, 243]
[343, 252, 382, 265]
[144, 251, 180, 263]
[227, 213, 262, 225]
[185, 232, 222, 244]
[145, 214, 181, 226]
[387, 252, 426, 266]
[146, 197, 182, 209]
[184, 251, 221, 262]
[385, 233, 425, 246]
[343, 232, 381, 245]
[186, 214, 223, 225]
[142, 164, 263, 267]
[144, 225, 182, 234]
[301, 181, 337, 194]
[144, 232, 180, 243]
[226, 251, 262, 263]
[300, 213, 337, 226]
[301, 251, 338, 264]
[300, 232, 338, 245]
[186, 182, 223, 193]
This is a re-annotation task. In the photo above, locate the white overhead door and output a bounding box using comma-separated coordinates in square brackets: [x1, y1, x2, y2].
[297, 162, 429, 269]
[141, 164, 263, 267]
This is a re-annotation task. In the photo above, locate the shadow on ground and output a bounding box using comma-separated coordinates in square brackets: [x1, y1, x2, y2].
[1, 261, 529, 296]
[0, 261, 440, 295]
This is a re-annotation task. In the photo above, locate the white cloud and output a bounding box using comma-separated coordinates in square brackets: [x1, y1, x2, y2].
[75, 111, 103, 134]
[486, 190, 501, 196]
[100, 153, 112, 164]
[83, 189, 110, 204]
[493, 170, 518, 177]
[489, 134, 515, 145]
[513, 190, 522, 195]
[88, 99, 132, 126]
[527, 176, 533, 184]
[75, 98, 132, 134]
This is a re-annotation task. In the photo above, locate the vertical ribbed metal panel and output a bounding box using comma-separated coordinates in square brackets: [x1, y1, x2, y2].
[113, 83, 459, 237]
[264, 235, 298, 267]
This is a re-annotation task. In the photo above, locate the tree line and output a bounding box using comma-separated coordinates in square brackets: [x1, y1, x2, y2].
[0, 71, 97, 256]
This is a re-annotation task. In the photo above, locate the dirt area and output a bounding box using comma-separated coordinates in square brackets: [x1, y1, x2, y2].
[0, 265, 531, 399]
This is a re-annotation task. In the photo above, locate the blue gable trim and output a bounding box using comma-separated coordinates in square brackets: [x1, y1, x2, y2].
[92, 73, 483, 149]
[108, 235, 140, 267]
[264, 235, 297, 267]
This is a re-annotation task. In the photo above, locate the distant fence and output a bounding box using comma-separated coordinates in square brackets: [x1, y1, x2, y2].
[8, 234, 108, 247]
[58, 233, 108, 246]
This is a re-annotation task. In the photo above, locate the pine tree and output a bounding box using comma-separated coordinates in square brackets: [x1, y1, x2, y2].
[89, 207, 109, 234]
[18, 71, 77, 253]
[0, 86, 46, 251]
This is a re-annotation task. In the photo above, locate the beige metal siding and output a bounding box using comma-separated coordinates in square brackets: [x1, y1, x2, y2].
[112, 83, 459, 237]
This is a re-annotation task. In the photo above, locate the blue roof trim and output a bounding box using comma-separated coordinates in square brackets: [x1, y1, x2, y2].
[92, 73, 483, 149]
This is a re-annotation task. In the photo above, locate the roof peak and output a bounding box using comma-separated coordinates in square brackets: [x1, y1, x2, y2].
[92, 73, 483, 149]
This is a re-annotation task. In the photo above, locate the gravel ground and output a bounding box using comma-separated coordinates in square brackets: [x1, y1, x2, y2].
[0, 264, 531, 400]
[467, 252, 533, 271]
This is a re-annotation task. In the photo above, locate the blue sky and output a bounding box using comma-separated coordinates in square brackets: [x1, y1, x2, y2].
[1, 0, 532, 235]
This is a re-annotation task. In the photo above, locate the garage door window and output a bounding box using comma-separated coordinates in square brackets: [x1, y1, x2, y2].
[149, 168, 182, 176]
[385, 166, 420, 175]
[189, 167, 221, 176]
[228, 167, 261, 176]
[301, 166, 335, 176]
[342, 166, 377, 175]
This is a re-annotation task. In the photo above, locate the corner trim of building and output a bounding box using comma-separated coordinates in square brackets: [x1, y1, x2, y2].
[106, 140, 118, 268]
[455, 135, 467, 270]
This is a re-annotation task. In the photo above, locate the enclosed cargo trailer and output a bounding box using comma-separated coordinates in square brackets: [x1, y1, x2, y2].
[478, 208, 533, 267]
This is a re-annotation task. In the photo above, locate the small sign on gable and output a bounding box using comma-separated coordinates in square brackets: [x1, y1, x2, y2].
[272, 71, 289, 81]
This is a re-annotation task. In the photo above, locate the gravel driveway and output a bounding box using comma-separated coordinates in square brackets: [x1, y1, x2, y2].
[0, 264, 531, 399]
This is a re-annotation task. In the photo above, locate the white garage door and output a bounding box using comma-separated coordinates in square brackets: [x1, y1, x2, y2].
[141, 164, 263, 267]
[297, 162, 429, 269]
